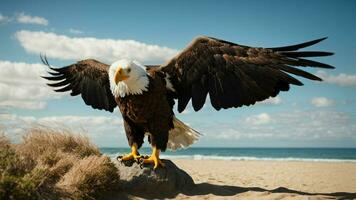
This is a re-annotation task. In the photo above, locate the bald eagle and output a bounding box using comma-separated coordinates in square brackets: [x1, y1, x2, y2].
[42, 36, 334, 169]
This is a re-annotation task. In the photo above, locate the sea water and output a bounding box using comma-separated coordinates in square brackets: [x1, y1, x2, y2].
[101, 147, 356, 162]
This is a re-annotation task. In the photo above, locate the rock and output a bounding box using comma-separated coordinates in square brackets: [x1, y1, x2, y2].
[114, 159, 194, 198]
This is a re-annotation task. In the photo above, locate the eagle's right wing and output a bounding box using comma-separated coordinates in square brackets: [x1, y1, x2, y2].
[41, 57, 117, 112]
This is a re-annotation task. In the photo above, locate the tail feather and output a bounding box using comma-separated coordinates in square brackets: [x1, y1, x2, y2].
[167, 117, 201, 150]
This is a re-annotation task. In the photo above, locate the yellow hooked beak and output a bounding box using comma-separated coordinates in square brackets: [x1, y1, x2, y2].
[114, 66, 129, 84]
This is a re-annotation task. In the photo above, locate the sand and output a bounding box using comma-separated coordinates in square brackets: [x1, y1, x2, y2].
[170, 159, 356, 200]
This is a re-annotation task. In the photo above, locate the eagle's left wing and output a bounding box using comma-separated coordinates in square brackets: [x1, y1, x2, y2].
[158, 36, 334, 113]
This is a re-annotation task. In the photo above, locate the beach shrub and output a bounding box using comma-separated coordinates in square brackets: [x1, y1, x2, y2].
[17, 127, 101, 159]
[57, 155, 119, 200]
[0, 127, 120, 200]
[0, 134, 39, 200]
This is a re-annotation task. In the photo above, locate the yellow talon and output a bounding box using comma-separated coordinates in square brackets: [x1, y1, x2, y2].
[118, 143, 142, 161]
[141, 145, 165, 169]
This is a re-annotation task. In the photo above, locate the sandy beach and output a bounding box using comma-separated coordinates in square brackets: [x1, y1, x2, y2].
[169, 159, 356, 199]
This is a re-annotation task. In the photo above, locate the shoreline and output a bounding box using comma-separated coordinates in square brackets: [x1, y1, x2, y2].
[161, 156, 356, 163]
[109, 154, 356, 163]
[102, 147, 356, 164]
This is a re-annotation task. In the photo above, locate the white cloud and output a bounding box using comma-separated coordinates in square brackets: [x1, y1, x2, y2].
[317, 70, 356, 87]
[0, 14, 5, 21]
[245, 113, 272, 125]
[0, 60, 60, 110]
[204, 110, 356, 146]
[15, 30, 179, 64]
[0, 12, 48, 25]
[69, 28, 83, 34]
[16, 13, 48, 26]
[0, 13, 10, 23]
[2, 109, 355, 147]
[311, 97, 335, 107]
[37, 115, 122, 128]
[259, 96, 282, 105]
[0, 100, 46, 110]
[215, 129, 243, 140]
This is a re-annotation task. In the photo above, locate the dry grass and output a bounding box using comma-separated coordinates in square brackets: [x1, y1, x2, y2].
[0, 133, 10, 149]
[0, 127, 120, 200]
[58, 156, 119, 200]
[17, 127, 100, 159]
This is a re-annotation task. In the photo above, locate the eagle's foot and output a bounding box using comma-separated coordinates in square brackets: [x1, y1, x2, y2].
[139, 145, 165, 169]
[140, 155, 165, 169]
[117, 143, 142, 163]
[118, 152, 142, 162]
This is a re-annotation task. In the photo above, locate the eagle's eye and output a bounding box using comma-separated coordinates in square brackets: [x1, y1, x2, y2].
[127, 68, 131, 73]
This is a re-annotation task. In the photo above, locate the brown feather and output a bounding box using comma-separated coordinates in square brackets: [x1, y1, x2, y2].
[41, 57, 117, 112]
[159, 36, 334, 112]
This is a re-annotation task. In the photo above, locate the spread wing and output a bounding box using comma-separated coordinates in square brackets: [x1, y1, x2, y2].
[159, 36, 334, 112]
[41, 56, 117, 112]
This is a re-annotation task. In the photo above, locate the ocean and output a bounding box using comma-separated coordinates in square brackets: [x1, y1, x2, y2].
[101, 147, 356, 162]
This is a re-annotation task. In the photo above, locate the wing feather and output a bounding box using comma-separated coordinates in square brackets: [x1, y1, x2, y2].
[42, 57, 117, 112]
[159, 36, 334, 112]
[191, 80, 208, 111]
[269, 37, 328, 51]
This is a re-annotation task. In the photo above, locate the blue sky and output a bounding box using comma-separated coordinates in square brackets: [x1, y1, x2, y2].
[1, 0, 356, 148]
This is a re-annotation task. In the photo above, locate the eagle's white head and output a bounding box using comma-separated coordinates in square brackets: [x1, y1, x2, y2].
[109, 59, 149, 98]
